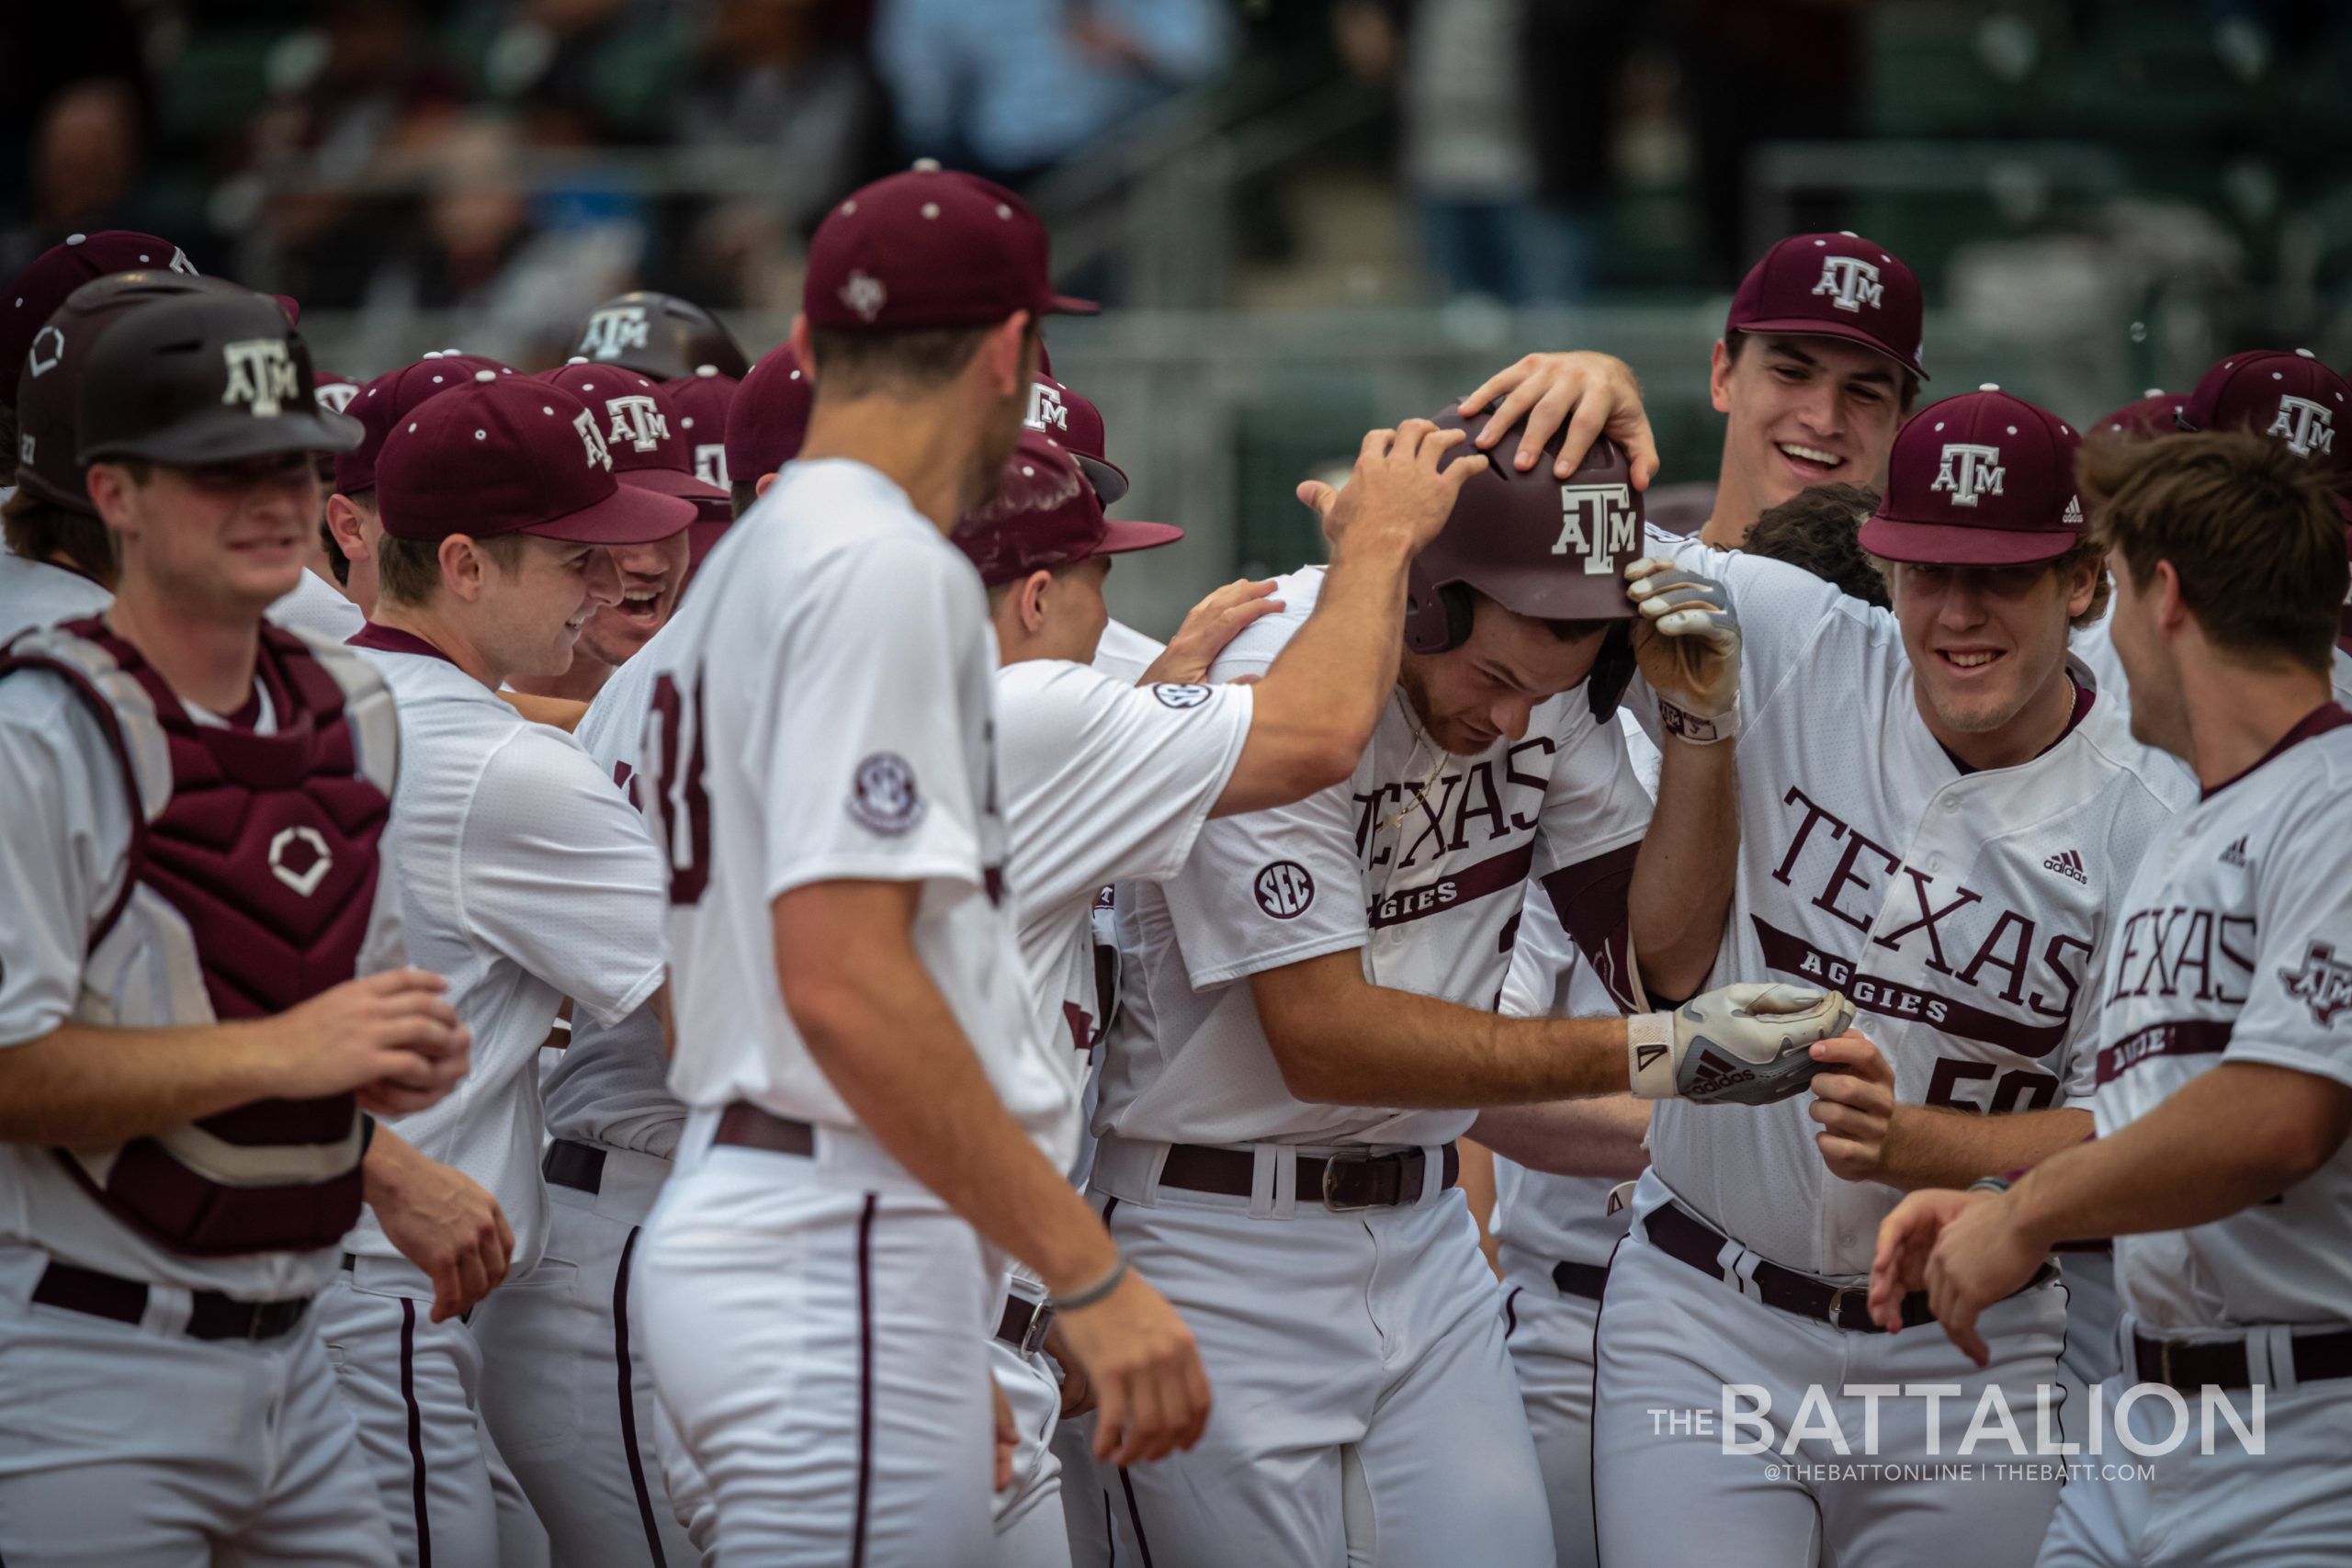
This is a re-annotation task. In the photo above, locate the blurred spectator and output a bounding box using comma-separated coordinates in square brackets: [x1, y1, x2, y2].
[3, 81, 153, 268]
[491, 0, 683, 147]
[0, 0, 148, 234]
[874, 0, 1235, 183]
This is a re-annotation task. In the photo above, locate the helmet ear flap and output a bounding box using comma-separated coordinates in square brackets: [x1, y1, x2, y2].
[1587, 620, 1637, 722]
[1438, 583, 1475, 650]
[1404, 571, 1478, 653]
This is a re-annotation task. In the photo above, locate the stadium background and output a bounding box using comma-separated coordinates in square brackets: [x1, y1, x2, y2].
[6, 0, 2349, 634]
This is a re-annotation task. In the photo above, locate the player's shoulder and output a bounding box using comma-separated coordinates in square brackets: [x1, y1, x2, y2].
[1207, 563, 1322, 676]
[2065, 672, 2196, 817]
[471, 711, 630, 817]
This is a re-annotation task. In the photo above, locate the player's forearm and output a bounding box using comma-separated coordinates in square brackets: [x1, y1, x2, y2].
[1255, 953, 1633, 1106]
[2006, 1065, 2352, 1250]
[1246, 528, 1418, 782]
[0, 1021, 282, 1145]
[1879, 1105, 2093, 1193]
[1628, 734, 1738, 1001]
[795, 964, 1118, 1293]
[1470, 1095, 1651, 1179]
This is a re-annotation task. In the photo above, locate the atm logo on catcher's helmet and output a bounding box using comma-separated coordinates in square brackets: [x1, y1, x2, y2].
[1554, 483, 1638, 573]
[1930, 444, 2006, 508]
[579, 305, 650, 360]
[2281, 941, 2352, 1027]
[2267, 395, 2336, 459]
[1812, 255, 1883, 313]
[221, 339, 300, 418]
[1253, 861, 1316, 919]
[603, 393, 669, 453]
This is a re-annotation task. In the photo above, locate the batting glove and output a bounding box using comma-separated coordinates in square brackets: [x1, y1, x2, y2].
[1629, 984, 1856, 1105]
[1625, 557, 1741, 743]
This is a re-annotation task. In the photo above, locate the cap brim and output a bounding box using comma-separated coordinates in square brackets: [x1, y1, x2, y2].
[1075, 451, 1130, 507]
[616, 466, 729, 503]
[1094, 518, 1184, 556]
[1735, 317, 1928, 380]
[522, 481, 698, 545]
[1858, 513, 2074, 567]
[686, 517, 731, 568]
[85, 405, 365, 466]
[1044, 292, 1101, 318]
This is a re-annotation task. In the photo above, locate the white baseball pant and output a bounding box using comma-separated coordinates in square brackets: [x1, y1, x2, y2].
[315, 1254, 550, 1568]
[1498, 1242, 1609, 1568]
[2036, 1326, 2352, 1568]
[633, 1122, 999, 1566]
[471, 1140, 705, 1567]
[990, 1303, 1077, 1568]
[1086, 1139, 1555, 1568]
[0, 1255, 397, 1568]
[1051, 1413, 1116, 1568]
[1591, 1192, 2069, 1568]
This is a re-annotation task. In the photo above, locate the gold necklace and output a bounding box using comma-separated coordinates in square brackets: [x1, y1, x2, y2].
[1377, 692, 1453, 835]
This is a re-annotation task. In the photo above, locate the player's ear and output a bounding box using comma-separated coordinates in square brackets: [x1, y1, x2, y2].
[787, 313, 814, 387]
[754, 470, 779, 499]
[1709, 338, 1735, 415]
[84, 461, 137, 534]
[440, 535, 484, 603]
[980, 312, 1034, 400]
[325, 492, 373, 562]
[1019, 568, 1053, 633]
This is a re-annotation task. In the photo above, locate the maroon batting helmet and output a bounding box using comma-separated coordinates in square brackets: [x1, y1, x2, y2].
[1402, 405, 1644, 656]
[567, 290, 749, 381]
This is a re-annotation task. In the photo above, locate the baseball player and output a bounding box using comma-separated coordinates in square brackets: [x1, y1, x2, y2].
[321, 353, 520, 621]
[961, 421, 1489, 1564]
[1460, 231, 1925, 547]
[1871, 427, 2352, 1568]
[567, 290, 751, 381]
[718, 340, 812, 520]
[1018, 368, 1170, 683]
[1084, 389, 1865, 1565]
[1578, 386, 2193, 1568]
[2072, 351, 2352, 716]
[662, 361, 741, 567]
[503, 362, 727, 705]
[0, 288, 477, 1566]
[318, 372, 692, 1568]
[629, 167, 1220, 1565]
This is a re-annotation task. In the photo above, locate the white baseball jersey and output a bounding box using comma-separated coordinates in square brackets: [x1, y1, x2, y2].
[641, 459, 1071, 1162]
[0, 548, 110, 643]
[345, 634, 668, 1275]
[2092, 706, 2352, 1330]
[1489, 707, 1661, 1270]
[1637, 536, 2191, 1277]
[1094, 565, 1655, 1149]
[265, 568, 365, 645]
[0, 629, 404, 1297]
[537, 616, 683, 1158]
[2072, 615, 2352, 765]
[1091, 616, 1165, 682]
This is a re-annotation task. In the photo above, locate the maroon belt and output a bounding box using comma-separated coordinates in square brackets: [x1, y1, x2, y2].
[998, 1294, 1056, 1357]
[31, 1259, 311, 1342]
[1157, 1142, 1460, 1210]
[713, 1101, 818, 1156]
[1647, 1201, 1958, 1336]
[2134, 1326, 2352, 1392]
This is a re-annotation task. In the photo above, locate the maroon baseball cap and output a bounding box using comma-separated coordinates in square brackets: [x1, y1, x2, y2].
[2090, 389, 2186, 437]
[951, 429, 1181, 587]
[376, 372, 697, 547]
[804, 168, 1096, 333]
[725, 341, 814, 483]
[4, 231, 198, 409]
[1727, 231, 1928, 381]
[666, 363, 739, 487]
[2177, 348, 2350, 518]
[1025, 374, 1128, 505]
[336, 353, 519, 494]
[313, 371, 360, 415]
[1860, 385, 2083, 566]
[537, 363, 728, 517]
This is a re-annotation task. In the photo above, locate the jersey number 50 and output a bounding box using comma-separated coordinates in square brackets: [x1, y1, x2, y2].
[646, 673, 711, 905]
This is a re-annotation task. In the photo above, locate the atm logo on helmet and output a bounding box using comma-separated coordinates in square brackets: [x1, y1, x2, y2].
[221, 340, 300, 418]
[580, 306, 650, 360]
[1554, 483, 1637, 574]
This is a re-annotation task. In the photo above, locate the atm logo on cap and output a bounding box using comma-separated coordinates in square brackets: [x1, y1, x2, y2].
[580, 306, 650, 360]
[1931, 444, 2006, 508]
[1026, 381, 1067, 434]
[1812, 256, 1883, 313]
[573, 409, 613, 469]
[604, 394, 669, 453]
[221, 340, 299, 418]
[2268, 395, 2335, 459]
[1554, 483, 1637, 574]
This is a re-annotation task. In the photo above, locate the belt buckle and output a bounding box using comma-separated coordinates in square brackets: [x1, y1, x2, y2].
[1824, 1285, 1861, 1330]
[246, 1303, 273, 1344]
[1021, 1302, 1055, 1359]
[2158, 1338, 2177, 1390]
[1320, 1154, 1375, 1213]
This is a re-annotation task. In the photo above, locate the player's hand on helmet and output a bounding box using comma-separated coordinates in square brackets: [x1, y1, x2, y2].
[1456, 351, 1661, 486]
[1044, 1319, 1099, 1419]
[1050, 1265, 1211, 1467]
[1295, 420, 1487, 557]
[364, 1134, 514, 1323]
[1142, 578, 1283, 685]
[1871, 1185, 2050, 1365]
[1631, 983, 1856, 1105]
[1808, 1030, 1896, 1183]
[1626, 558, 1742, 740]
[264, 969, 472, 1110]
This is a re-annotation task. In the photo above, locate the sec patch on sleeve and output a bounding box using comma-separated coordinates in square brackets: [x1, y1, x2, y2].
[1152, 683, 1213, 709]
[1253, 860, 1316, 919]
[848, 751, 924, 835]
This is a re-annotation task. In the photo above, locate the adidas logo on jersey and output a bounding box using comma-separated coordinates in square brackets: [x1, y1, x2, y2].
[2042, 849, 2087, 885]
[2220, 836, 2251, 868]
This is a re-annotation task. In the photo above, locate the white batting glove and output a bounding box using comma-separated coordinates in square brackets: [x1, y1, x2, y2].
[1629, 984, 1856, 1105]
[1625, 557, 1741, 743]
